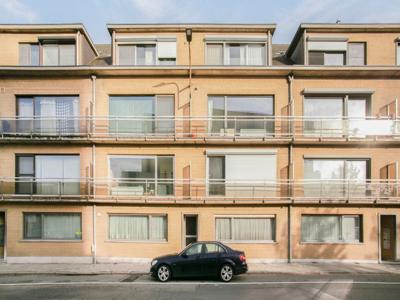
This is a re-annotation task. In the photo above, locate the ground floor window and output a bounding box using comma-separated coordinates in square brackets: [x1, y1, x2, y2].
[23, 213, 82, 240]
[301, 215, 362, 243]
[108, 214, 167, 241]
[215, 216, 275, 242]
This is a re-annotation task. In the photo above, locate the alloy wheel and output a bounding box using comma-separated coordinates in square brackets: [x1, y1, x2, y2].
[220, 264, 233, 282]
[157, 265, 171, 282]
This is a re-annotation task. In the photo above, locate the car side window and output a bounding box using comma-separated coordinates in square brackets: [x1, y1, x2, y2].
[204, 243, 225, 254]
[185, 243, 203, 256]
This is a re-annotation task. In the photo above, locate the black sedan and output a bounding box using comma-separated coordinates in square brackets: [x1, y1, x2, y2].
[150, 241, 247, 282]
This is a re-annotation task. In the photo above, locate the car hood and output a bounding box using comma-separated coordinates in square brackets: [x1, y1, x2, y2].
[154, 253, 179, 261]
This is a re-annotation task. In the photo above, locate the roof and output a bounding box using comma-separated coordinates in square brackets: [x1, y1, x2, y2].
[0, 23, 99, 57]
[286, 23, 400, 58]
[107, 23, 276, 34]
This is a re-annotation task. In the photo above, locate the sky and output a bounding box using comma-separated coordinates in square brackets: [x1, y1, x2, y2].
[0, 0, 399, 44]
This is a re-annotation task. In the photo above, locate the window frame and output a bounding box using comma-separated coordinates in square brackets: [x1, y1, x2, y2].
[205, 42, 268, 66]
[214, 215, 276, 243]
[19, 43, 40, 66]
[116, 42, 176, 66]
[107, 213, 168, 242]
[300, 214, 363, 244]
[23, 212, 82, 241]
[308, 50, 346, 66]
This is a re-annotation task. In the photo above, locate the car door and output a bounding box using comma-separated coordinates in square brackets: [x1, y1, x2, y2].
[172, 243, 203, 277]
[199, 243, 225, 276]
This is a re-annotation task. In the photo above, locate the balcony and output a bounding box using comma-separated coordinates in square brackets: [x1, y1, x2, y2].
[0, 116, 399, 142]
[1, 177, 399, 204]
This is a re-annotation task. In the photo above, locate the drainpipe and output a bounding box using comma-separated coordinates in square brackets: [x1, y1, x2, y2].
[91, 144, 96, 264]
[90, 75, 96, 136]
[92, 204, 97, 264]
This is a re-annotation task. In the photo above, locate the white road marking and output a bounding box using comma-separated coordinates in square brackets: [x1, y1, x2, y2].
[0, 281, 399, 287]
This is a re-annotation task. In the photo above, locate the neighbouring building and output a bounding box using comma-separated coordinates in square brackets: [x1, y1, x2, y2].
[0, 23, 400, 264]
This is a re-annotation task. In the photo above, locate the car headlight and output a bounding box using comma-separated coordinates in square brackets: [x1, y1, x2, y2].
[151, 260, 158, 266]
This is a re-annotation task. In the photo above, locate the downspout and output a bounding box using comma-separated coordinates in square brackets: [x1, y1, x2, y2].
[90, 75, 96, 136]
[287, 74, 295, 263]
[188, 39, 192, 134]
[92, 144, 96, 264]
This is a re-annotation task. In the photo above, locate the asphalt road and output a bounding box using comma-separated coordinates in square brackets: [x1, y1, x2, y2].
[0, 273, 400, 300]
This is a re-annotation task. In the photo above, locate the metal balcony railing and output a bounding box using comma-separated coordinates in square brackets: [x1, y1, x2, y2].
[1, 177, 399, 203]
[1, 116, 399, 140]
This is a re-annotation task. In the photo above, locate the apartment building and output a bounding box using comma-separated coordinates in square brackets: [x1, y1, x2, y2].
[0, 23, 399, 264]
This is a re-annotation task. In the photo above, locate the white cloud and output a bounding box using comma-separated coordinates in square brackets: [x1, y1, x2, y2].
[0, 0, 38, 23]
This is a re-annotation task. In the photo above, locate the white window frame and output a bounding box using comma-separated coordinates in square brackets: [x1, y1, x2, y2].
[108, 213, 168, 242]
[205, 42, 268, 66]
[301, 214, 362, 244]
[214, 215, 276, 243]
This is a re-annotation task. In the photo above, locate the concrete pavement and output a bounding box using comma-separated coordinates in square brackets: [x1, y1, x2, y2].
[0, 261, 400, 275]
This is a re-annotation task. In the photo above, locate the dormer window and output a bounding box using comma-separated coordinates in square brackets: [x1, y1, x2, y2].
[116, 38, 176, 66]
[19, 39, 76, 66]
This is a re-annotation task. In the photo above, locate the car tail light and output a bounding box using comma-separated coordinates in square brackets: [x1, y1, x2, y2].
[239, 254, 246, 262]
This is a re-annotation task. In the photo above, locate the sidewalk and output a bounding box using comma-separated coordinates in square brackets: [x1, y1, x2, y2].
[1, 262, 400, 276]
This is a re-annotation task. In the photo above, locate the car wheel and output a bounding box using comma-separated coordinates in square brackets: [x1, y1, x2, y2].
[157, 264, 171, 282]
[219, 264, 234, 282]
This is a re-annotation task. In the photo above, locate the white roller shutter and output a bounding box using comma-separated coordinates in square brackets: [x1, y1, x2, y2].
[308, 41, 347, 51]
[225, 154, 276, 182]
[157, 41, 176, 59]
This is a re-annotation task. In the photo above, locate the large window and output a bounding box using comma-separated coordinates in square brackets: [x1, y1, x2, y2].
[304, 158, 368, 197]
[16, 155, 80, 195]
[23, 213, 82, 240]
[206, 43, 266, 66]
[109, 95, 174, 135]
[109, 214, 167, 241]
[208, 152, 277, 197]
[109, 155, 173, 196]
[117, 41, 176, 65]
[16, 96, 79, 135]
[303, 95, 369, 137]
[216, 216, 275, 242]
[208, 96, 274, 136]
[19, 41, 76, 66]
[301, 215, 362, 243]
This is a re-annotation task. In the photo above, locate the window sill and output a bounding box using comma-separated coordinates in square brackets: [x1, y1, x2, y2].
[20, 239, 82, 243]
[106, 240, 168, 244]
[219, 240, 277, 244]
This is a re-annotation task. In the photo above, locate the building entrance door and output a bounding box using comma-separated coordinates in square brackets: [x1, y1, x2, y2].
[380, 215, 396, 261]
[183, 215, 198, 246]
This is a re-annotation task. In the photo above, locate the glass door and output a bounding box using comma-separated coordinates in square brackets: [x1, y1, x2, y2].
[184, 215, 198, 246]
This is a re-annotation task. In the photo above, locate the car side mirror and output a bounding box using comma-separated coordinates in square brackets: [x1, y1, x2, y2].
[181, 253, 188, 258]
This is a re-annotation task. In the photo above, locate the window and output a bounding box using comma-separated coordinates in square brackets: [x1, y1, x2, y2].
[109, 95, 174, 135]
[117, 41, 176, 65]
[208, 95, 274, 136]
[397, 42, 400, 66]
[185, 243, 203, 255]
[109, 155, 173, 196]
[301, 215, 362, 243]
[206, 43, 266, 66]
[303, 95, 369, 137]
[204, 243, 225, 253]
[309, 51, 345, 66]
[42, 43, 76, 66]
[108, 214, 167, 241]
[348, 43, 366, 65]
[16, 155, 80, 195]
[216, 216, 275, 242]
[19, 43, 39, 66]
[23, 213, 82, 240]
[304, 158, 368, 197]
[208, 153, 277, 197]
[16, 96, 79, 134]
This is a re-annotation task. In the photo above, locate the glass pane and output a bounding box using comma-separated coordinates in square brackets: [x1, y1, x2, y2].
[207, 44, 223, 65]
[150, 216, 167, 240]
[19, 44, 30, 65]
[324, 52, 345, 66]
[348, 43, 365, 66]
[31, 44, 39, 66]
[118, 45, 135, 65]
[216, 218, 231, 240]
[227, 96, 274, 135]
[109, 157, 156, 196]
[24, 214, 42, 239]
[137, 45, 156, 65]
[346, 160, 367, 197]
[43, 214, 81, 240]
[17, 98, 34, 133]
[59, 44, 76, 65]
[247, 44, 265, 65]
[109, 215, 149, 240]
[348, 98, 367, 136]
[232, 218, 274, 241]
[308, 52, 324, 65]
[304, 97, 343, 136]
[205, 243, 224, 253]
[16, 156, 34, 193]
[342, 216, 359, 242]
[209, 156, 225, 195]
[156, 96, 174, 134]
[157, 156, 173, 196]
[109, 96, 155, 135]
[43, 45, 59, 66]
[208, 96, 225, 134]
[185, 216, 197, 236]
[185, 237, 197, 246]
[301, 215, 340, 242]
[228, 44, 246, 65]
[18, 156, 34, 175]
[185, 243, 202, 255]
